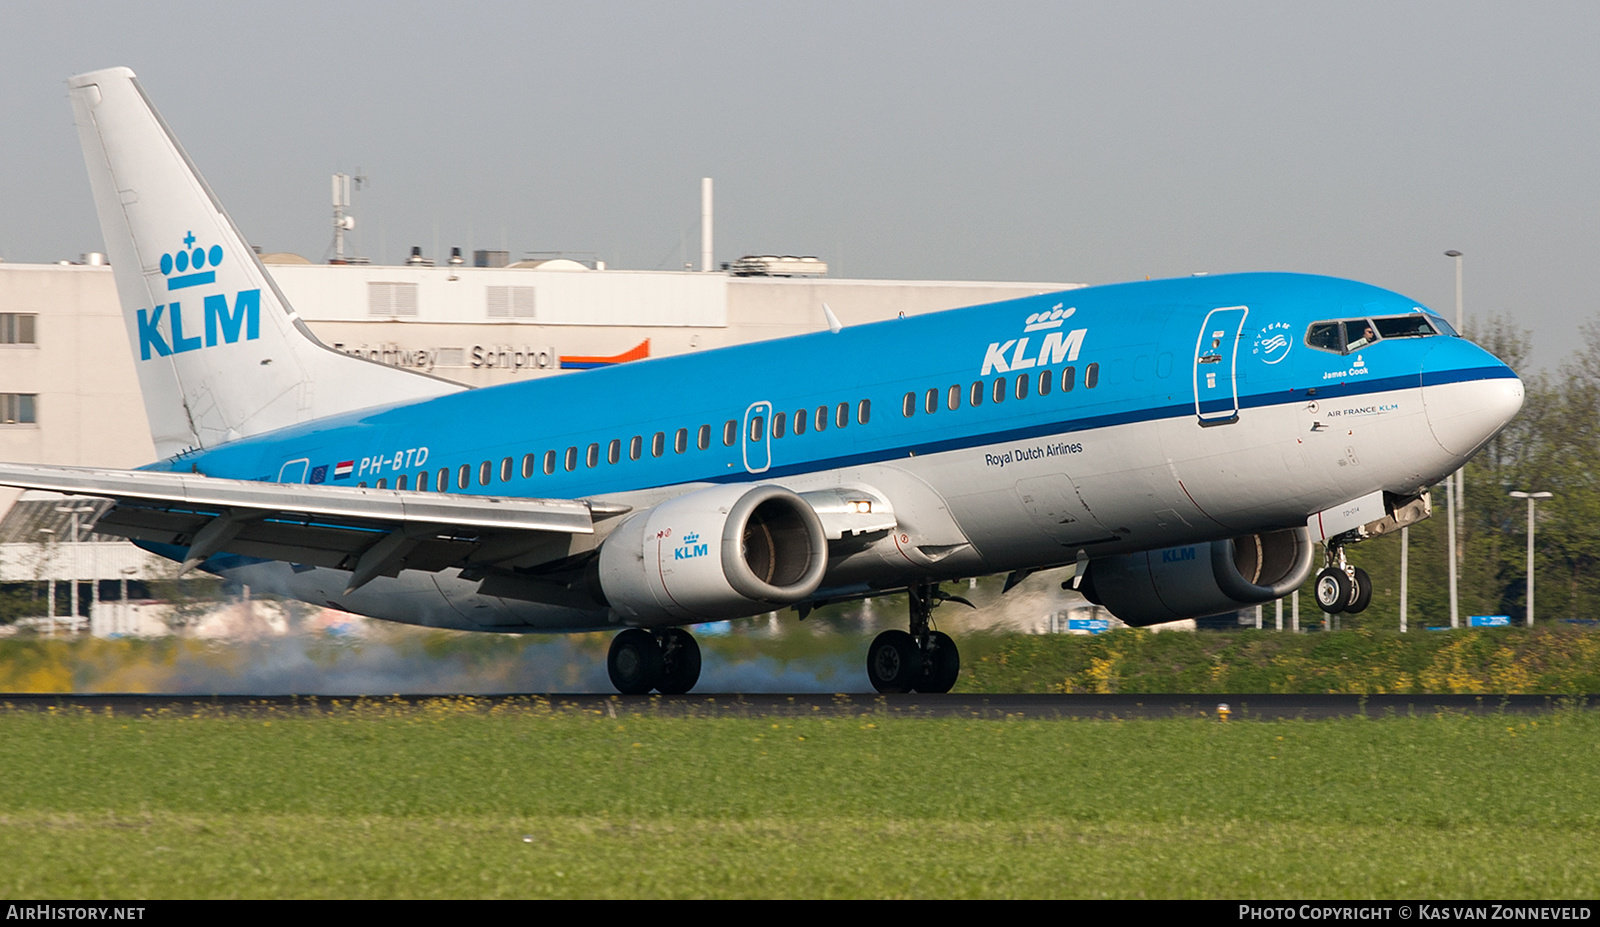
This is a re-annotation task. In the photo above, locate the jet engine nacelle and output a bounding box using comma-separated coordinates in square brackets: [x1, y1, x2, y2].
[1080, 528, 1315, 626]
[597, 484, 829, 625]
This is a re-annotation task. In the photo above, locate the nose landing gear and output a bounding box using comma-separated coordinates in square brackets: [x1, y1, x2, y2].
[866, 582, 968, 694]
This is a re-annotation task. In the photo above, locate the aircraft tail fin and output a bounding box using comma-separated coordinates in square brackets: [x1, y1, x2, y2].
[67, 67, 462, 459]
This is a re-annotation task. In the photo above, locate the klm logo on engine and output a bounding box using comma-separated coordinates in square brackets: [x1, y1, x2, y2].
[980, 303, 1087, 375]
[137, 231, 260, 360]
[674, 532, 709, 561]
[1161, 547, 1197, 563]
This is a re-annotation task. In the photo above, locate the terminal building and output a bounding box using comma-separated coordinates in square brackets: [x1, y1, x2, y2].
[0, 251, 1079, 633]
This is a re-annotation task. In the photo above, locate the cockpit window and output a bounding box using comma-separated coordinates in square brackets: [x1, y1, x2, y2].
[1374, 315, 1437, 339]
[1306, 322, 1344, 353]
[1344, 320, 1378, 351]
[1307, 315, 1442, 355]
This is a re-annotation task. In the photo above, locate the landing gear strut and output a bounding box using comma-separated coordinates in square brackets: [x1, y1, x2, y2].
[866, 582, 966, 694]
[1315, 541, 1372, 617]
[607, 627, 702, 694]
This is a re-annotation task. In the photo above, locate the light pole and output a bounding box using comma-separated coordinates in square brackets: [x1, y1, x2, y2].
[1443, 250, 1465, 629]
[56, 505, 94, 633]
[1508, 491, 1552, 627]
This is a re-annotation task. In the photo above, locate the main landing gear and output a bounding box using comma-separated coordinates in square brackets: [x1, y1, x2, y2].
[866, 582, 968, 694]
[1314, 541, 1372, 617]
[607, 627, 702, 695]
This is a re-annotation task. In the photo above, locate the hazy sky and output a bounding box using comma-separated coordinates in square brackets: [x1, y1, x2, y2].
[2, 1, 1595, 369]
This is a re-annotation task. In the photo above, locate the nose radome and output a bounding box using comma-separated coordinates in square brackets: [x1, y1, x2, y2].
[1420, 348, 1524, 457]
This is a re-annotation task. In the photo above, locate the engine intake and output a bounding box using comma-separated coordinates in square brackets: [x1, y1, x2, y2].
[597, 484, 828, 624]
[1080, 527, 1315, 626]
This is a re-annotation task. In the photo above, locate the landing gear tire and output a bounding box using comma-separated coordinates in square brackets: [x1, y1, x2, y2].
[867, 629, 921, 694]
[1346, 567, 1373, 614]
[1315, 567, 1351, 614]
[656, 628, 702, 695]
[607, 628, 664, 695]
[914, 630, 961, 694]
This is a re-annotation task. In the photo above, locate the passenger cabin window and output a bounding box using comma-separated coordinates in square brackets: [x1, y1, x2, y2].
[522, 454, 536, 479]
[993, 377, 1007, 404]
[1085, 362, 1100, 389]
[814, 407, 827, 432]
[652, 432, 666, 457]
[1014, 373, 1029, 400]
[697, 425, 711, 450]
[969, 382, 983, 407]
[675, 428, 689, 453]
[1061, 366, 1076, 392]
[723, 420, 737, 446]
[586, 443, 600, 467]
[458, 464, 471, 489]
[437, 468, 451, 492]
[607, 439, 621, 464]
[835, 402, 848, 428]
[773, 412, 787, 438]
[501, 457, 513, 482]
[565, 447, 578, 471]
[479, 461, 492, 486]
[924, 389, 939, 414]
[396, 474, 408, 491]
[902, 392, 916, 417]
[416, 471, 430, 491]
[946, 385, 960, 411]
[793, 411, 807, 435]
[749, 416, 765, 441]
[857, 399, 870, 424]
[1038, 369, 1052, 396]
[544, 450, 557, 474]
[629, 436, 643, 461]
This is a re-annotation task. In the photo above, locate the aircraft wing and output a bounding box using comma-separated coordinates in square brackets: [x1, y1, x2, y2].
[0, 463, 608, 593]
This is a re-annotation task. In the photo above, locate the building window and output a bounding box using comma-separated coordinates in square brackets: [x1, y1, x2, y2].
[485, 285, 537, 319]
[0, 314, 36, 344]
[368, 282, 419, 317]
[0, 394, 36, 424]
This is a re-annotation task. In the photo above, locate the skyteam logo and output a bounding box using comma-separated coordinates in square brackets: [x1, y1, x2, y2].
[1251, 321, 1294, 365]
[980, 303, 1087, 375]
[138, 230, 260, 360]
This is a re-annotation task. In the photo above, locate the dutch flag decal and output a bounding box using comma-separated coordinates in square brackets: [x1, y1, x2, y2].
[334, 460, 354, 480]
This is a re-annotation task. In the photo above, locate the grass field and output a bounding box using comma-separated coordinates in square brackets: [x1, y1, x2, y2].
[2, 699, 1597, 898]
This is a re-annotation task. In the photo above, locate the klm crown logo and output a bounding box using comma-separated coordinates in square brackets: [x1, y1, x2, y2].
[159, 231, 224, 291]
[138, 230, 259, 361]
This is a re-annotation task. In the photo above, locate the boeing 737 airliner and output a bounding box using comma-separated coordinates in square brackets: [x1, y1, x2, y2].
[0, 69, 1524, 694]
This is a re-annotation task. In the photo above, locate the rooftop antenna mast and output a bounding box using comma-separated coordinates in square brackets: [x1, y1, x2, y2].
[329, 170, 367, 263]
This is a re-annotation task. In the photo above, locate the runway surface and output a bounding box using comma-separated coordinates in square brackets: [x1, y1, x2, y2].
[1, 692, 1592, 719]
